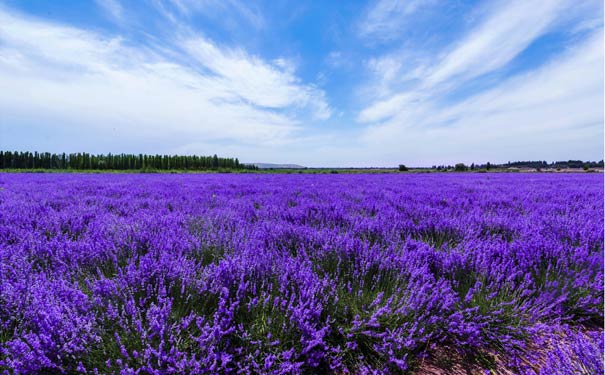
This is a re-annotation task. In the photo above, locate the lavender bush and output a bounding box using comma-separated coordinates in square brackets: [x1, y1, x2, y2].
[0, 173, 602, 374]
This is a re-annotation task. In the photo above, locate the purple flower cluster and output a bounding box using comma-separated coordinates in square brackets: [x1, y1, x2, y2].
[0, 173, 602, 374]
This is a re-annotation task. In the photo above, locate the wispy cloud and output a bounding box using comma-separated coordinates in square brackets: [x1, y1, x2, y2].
[95, 0, 125, 24]
[358, 0, 436, 42]
[183, 38, 330, 118]
[0, 8, 330, 152]
[325, 51, 351, 69]
[358, 29, 603, 164]
[360, 0, 575, 120]
[159, 0, 265, 30]
[355, 0, 603, 165]
[0, 0, 601, 166]
[425, 0, 568, 87]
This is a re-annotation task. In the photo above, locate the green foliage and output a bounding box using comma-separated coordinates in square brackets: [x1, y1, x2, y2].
[454, 163, 468, 172]
[0, 151, 257, 171]
[398, 164, 408, 172]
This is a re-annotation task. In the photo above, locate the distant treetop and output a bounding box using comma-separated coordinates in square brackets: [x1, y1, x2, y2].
[0, 151, 258, 171]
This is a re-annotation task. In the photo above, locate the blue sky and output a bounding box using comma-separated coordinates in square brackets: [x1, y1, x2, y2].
[0, 0, 602, 167]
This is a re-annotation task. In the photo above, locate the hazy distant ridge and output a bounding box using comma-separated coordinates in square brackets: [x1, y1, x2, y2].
[251, 163, 306, 169]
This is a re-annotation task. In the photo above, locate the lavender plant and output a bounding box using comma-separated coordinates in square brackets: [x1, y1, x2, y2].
[0, 173, 602, 374]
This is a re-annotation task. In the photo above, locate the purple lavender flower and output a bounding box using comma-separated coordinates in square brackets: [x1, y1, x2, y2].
[0, 173, 601, 374]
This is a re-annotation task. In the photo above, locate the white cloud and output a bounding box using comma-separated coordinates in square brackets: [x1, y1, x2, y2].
[0, 0, 601, 167]
[357, 0, 600, 128]
[95, 0, 125, 23]
[358, 93, 415, 123]
[359, 30, 604, 165]
[182, 38, 330, 116]
[359, 0, 436, 42]
[425, 0, 568, 87]
[163, 0, 265, 30]
[360, 52, 430, 101]
[325, 51, 354, 69]
[0, 9, 330, 150]
[359, 0, 575, 123]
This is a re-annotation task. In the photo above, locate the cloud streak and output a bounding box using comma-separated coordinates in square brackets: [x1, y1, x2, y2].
[360, 0, 577, 123]
[359, 30, 603, 165]
[355, 0, 603, 165]
[0, 8, 330, 154]
[358, 0, 436, 42]
[95, 0, 125, 23]
[157, 0, 266, 30]
[425, 0, 568, 87]
[183, 38, 330, 118]
[0, 0, 602, 167]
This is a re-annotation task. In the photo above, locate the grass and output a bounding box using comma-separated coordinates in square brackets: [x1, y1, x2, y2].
[1, 167, 592, 174]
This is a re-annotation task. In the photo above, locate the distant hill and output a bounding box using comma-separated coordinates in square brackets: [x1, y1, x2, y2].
[251, 163, 306, 169]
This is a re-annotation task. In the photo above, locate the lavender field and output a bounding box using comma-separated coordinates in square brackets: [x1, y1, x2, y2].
[0, 173, 602, 374]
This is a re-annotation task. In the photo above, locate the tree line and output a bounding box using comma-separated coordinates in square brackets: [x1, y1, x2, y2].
[504, 160, 604, 169]
[428, 160, 604, 171]
[0, 151, 258, 171]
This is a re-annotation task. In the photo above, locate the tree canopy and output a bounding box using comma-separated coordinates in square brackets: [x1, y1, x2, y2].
[0, 151, 257, 171]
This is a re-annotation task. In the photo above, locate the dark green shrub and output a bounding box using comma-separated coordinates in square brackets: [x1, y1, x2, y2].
[454, 163, 467, 172]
